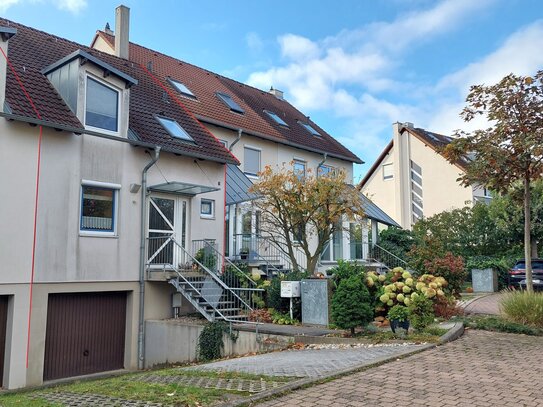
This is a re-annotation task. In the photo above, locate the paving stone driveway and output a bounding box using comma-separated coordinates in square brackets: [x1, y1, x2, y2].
[192, 343, 426, 378]
[255, 330, 543, 407]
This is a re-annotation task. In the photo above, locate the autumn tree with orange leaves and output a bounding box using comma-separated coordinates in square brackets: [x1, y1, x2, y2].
[444, 71, 543, 292]
[250, 164, 364, 276]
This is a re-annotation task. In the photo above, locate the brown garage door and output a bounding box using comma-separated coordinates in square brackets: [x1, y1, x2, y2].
[43, 291, 127, 381]
[0, 296, 8, 388]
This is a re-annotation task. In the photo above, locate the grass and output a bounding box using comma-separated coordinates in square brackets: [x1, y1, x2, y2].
[0, 369, 289, 407]
[500, 290, 543, 327]
[458, 315, 543, 336]
[349, 326, 447, 343]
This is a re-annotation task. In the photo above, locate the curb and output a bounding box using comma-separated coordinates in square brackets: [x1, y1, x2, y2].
[439, 321, 464, 344]
[219, 343, 435, 407]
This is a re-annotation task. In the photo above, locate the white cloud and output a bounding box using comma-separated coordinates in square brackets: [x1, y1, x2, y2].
[0, 0, 86, 13]
[278, 34, 320, 61]
[245, 32, 263, 52]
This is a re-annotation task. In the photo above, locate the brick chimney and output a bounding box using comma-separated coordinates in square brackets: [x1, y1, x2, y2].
[0, 26, 16, 110]
[115, 5, 130, 59]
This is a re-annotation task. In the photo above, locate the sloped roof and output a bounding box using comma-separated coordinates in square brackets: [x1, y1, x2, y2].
[360, 193, 399, 227]
[94, 31, 362, 164]
[226, 164, 259, 205]
[359, 125, 468, 188]
[0, 18, 238, 164]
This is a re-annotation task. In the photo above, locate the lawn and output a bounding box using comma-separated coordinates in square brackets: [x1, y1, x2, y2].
[0, 369, 290, 407]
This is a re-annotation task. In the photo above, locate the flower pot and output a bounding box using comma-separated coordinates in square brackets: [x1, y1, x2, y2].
[390, 319, 409, 334]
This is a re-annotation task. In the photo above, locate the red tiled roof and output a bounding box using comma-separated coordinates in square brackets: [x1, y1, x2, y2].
[96, 32, 362, 164]
[0, 18, 238, 164]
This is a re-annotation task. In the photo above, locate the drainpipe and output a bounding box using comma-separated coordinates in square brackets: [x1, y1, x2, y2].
[317, 153, 328, 169]
[138, 146, 161, 370]
[229, 128, 242, 151]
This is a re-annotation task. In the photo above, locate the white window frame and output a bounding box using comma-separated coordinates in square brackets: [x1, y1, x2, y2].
[244, 146, 261, 178]
[79, 180, 121, 237]
[83, 73, 121, 136]
[382, 163, 393, 180]
[317, 164, 335, 177]
[200, 198, 215, 219]
[293, 159, 306, 178]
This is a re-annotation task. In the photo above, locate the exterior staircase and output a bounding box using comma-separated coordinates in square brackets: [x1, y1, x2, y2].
[147, 237, 264, 323]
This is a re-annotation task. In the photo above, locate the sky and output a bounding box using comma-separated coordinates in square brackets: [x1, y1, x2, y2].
[2, 0, 543, 182]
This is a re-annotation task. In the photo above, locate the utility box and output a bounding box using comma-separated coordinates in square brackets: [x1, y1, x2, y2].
[301, 279, 332, 326]
[281, 281, 301, 298]
[472, 268, 498, 292]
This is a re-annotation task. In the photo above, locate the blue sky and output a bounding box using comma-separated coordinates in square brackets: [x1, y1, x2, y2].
[2, 0, 543, 181]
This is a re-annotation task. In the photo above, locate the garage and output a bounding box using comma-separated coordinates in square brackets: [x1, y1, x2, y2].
[43, 291, 127, 381]
[0, 296, 8, 388]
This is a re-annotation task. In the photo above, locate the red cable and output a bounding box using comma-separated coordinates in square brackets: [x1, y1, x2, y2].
[0, 47, 43, 369]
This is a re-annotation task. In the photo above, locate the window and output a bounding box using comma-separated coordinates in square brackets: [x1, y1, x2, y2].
[168, 78, 196, 98]
[216, 92, 244, 114]
[200, 199, 214, 218]
[156, 116, 195, 142]
[383, 163, 393, 180]
[410, 160, 423, 224]
[318, 164, 334, 176]
[244, 147, 261, 176]
[85, 77, 119, 132]
[80, 183, 119, 235]
[265, 110, 288, 127]
[298, 121, 320, 136]
[293, 160, 306, 178]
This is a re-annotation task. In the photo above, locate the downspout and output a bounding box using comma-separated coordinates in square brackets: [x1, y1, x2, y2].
[318, 153, 328, 169]
[229, 128, 242, 151]
[138, 146, 161, 370]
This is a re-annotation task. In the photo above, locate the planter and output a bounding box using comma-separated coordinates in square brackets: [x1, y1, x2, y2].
[390, 319, 410, 334]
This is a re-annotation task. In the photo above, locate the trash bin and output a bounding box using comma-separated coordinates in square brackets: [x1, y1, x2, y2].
[471, 268, 498, 292]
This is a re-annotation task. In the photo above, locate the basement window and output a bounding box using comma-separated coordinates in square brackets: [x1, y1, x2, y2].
[264, 110, 288, 127]
[168, 78, 196, 99]
[216, 92, 245, 114]
[156, 116, 195, 142]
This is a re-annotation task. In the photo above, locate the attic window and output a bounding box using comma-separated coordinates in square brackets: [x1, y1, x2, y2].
[216, 92, 244, 114]
[168, 78, 196, 99]
[156, 116, 195, 142]
[264, 110, 288, 127]
[85, 77, 119, 132]
[298, 121, 320, 137]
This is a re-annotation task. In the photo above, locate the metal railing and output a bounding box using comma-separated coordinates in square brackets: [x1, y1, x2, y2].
[147, 236, 264, 321]
[368, 243, 409, 270]
[232, 233, 306, 273]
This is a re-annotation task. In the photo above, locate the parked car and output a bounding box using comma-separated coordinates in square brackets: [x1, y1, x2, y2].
[508, 259, 543, 289]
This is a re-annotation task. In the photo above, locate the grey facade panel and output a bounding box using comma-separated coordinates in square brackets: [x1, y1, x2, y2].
[360, 194, 399, 227]
[226, 164, 259, 206]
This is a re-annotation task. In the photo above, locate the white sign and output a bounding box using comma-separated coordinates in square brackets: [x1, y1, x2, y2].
[281, 281, 301, 298]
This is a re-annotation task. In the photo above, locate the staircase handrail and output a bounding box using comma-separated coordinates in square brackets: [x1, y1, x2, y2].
[370, 243, 409, 269]
[200, 240, 260, 288]
[255, 234, 307, 273]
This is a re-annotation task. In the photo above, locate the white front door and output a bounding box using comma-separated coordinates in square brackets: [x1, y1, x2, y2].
[147, 195, 188, 268]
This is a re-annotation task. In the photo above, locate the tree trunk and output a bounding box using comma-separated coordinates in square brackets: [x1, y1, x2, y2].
[350, 327, 355, 336]
[531, 240, 538, 258]
[524, 176, 533, 292]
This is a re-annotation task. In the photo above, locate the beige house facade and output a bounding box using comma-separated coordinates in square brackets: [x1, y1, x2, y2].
[360, 122, 491, 230]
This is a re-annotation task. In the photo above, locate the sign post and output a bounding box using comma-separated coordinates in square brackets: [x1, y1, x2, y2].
[280, 281, 301, 320]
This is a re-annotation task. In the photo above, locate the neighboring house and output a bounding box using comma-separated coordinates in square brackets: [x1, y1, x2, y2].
[0, 6, 398, 389]
[360, 122, 491, 230]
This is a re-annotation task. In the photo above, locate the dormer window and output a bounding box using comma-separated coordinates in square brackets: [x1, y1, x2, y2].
[156, 115, 195, 142]
[168, 78, 196, 99]
[216, 92, 244, 114]
[85, 76, 119, 132]
[265, 110, 288, 127]
[298, 121, 320, 137]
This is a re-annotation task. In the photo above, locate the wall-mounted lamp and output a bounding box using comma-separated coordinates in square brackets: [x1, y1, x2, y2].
[130, 183, 142, 193]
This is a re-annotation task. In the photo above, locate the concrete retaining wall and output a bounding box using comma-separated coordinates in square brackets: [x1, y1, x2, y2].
[144, 320, 294, 368]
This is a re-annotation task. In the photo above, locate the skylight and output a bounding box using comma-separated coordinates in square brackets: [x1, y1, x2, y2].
[264, 110, 288, 127]
[168, 78, 196, 98]
[216, 92, 244, 114]
[156, 116, 195, 142]
[298, 121, 320, 136]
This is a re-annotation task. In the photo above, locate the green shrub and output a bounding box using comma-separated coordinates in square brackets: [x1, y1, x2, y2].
[328, 260, 365, 288]
[265, 270, 307, 319]
[408, 295, 435, 331]
[460, 315, 543, 336]
[387, 304, 410, 322]
[500, 290, 543, 327]
[331, 275, 373, 335]
[194, 247, 217, 271]
[198, 322, 226, 361]
[424, 252, 467, 297]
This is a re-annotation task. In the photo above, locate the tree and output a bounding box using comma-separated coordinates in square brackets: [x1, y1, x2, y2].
[331, 275, 373, 335]
[444, 71, 543, 291]
[250, 164, 364, 276]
